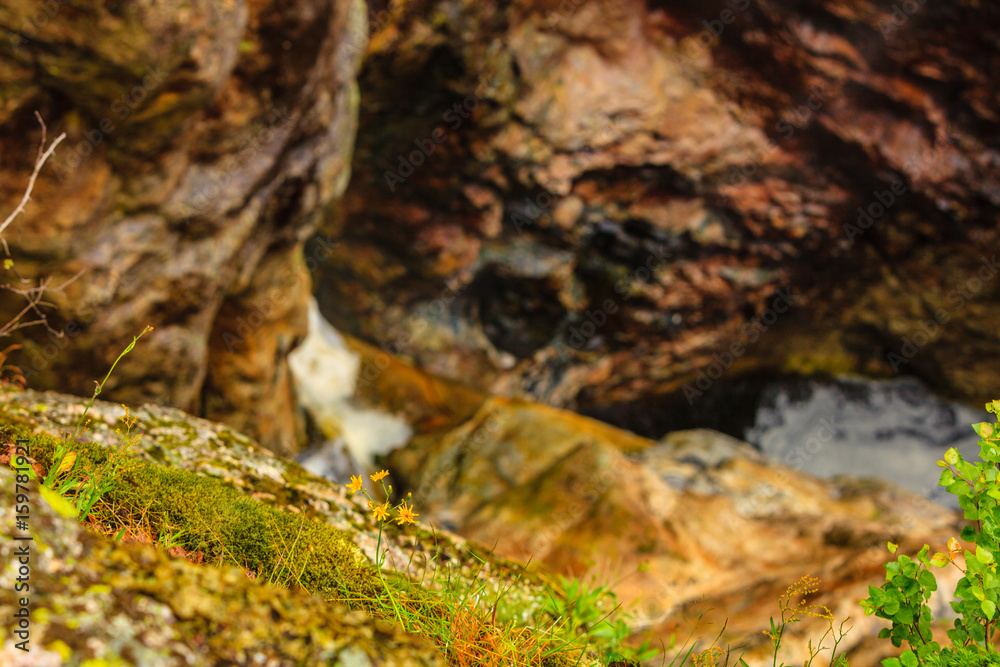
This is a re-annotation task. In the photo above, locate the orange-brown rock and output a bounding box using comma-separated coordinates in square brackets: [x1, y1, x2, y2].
[388, 392, 962, 666]
[320, 0, 1000, 421]
[0, 0, 366, 453]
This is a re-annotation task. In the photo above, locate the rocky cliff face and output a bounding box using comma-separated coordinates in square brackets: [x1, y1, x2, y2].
[318, 0, 1000, 421]
[0, 0, 366, 454]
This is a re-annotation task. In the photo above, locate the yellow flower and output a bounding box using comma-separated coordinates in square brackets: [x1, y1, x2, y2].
[370, 470, 389, 483]
[346, 475, 364, 494]
[395, 502, 419, 525]
[372, 502, 390, 522]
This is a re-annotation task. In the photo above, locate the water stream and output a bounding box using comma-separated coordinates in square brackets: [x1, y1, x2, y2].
[587, 375, 990, 507]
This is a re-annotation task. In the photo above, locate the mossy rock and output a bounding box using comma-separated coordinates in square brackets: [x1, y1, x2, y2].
[0, 388, 603, 666]
[0, 461, 443, 666]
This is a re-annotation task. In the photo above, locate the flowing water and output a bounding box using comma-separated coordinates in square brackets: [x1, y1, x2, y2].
[586, 375, 990, 508]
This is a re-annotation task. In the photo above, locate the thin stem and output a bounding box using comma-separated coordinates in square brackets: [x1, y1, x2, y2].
[0, 112, 66, 241]
[69, 326, 152, 443]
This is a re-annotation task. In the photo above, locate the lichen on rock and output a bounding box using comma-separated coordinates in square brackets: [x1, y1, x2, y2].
[0, 387, 599, 666]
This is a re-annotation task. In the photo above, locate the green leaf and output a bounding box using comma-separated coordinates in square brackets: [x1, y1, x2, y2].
[983, 599, 997, 619]
[918, 569, 938, 591]
[945, 447, 960, 465]
[900, 650, 919, 667]
[979, 546, 995, 564]
[888, 542, 898, 554]
[38, 485, 79, 519]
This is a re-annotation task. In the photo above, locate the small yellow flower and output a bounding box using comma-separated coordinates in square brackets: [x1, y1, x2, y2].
[372, 502, 390, 522]
[346, 475, 364, 494]
[395, 502, 419, 525]
[370, 470, 389, 483]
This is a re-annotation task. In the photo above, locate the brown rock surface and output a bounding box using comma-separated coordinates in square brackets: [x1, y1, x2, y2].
[387, 391, 963, 666]
[319, 0, 1000, 420]
[330, 339, 964, 666]
[0, 0, 366, 454]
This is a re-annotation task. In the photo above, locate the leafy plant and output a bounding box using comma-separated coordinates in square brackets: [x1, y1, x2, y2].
[861, 399, 1000, 667]
[42, 327, 151, 521]
[541, 574, 657, 663]
[762, 576, 851, 667]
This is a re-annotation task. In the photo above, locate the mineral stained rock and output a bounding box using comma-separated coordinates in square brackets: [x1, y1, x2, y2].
[319, 0, 1000, 418]
[0, 0, 367, 454]
[345, 340, 964, 666]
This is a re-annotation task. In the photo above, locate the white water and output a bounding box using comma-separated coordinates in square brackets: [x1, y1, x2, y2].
[288, 298, 412, 478]
[744, 377, 990, 506]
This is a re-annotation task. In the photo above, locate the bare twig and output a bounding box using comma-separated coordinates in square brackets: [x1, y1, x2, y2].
[0, 113, 71, 345]
[0, 111, 66, 245]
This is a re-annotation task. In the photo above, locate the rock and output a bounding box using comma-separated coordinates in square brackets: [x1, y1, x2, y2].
[0, 457, 444, 666]
[0, 387, 603, 666]
[0, 0, 367, 454]
[379, 373, 962, 665]
[316, 0, 1000, 420]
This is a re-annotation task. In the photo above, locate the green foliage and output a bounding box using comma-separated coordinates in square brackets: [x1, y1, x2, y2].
[1, 414, 384, 603]
[927, 645, 1000, 667]
[540, 574, 657, 663]
[861, 399, 1000, 667]
[42, 326, 152, 522]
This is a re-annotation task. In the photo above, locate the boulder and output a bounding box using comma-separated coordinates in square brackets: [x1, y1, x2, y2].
[0, 0, 367, 454]
[0, 387, 599, 666]
[350, 347, 967, 665]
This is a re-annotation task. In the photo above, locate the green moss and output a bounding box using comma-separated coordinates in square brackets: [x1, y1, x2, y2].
[0, 392, 613, 665]
[0, 465, 443, 666]
[0, 413, 382, 605]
